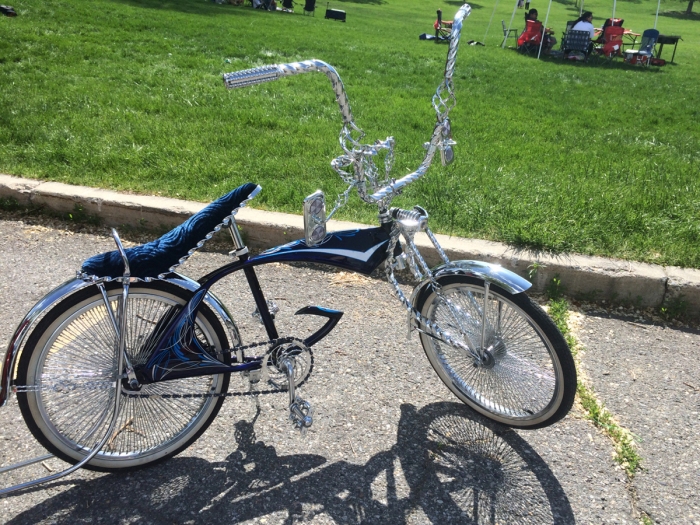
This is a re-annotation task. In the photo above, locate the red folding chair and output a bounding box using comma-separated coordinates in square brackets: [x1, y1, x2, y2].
[599, 26, 624, 58]
[517, 20, 543, 54]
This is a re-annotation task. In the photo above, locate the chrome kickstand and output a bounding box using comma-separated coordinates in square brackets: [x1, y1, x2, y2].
[0, 229, 131, 496]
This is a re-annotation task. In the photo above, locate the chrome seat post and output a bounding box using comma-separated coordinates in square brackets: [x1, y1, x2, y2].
[228, 216, 249, 259]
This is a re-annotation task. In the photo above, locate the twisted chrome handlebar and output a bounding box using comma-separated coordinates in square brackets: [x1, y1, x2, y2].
[223, 3, 472, 208]
[369, 3, 471, 202]
[223, 59, 363, 143]
[442, 4, 471, 95]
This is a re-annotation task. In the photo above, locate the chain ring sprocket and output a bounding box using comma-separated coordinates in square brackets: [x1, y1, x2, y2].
[263, 340, 314, 391]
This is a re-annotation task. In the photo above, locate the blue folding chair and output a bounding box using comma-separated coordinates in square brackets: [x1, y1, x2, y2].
[623, 29, 659, 67]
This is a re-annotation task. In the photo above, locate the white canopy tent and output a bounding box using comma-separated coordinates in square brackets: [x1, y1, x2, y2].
[501, 0, 664, 58]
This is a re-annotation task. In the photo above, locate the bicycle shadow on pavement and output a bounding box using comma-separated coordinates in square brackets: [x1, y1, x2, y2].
[7, 402, 574, 524]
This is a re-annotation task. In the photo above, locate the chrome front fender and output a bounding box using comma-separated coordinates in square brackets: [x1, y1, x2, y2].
[0, 274, 238, 407]
[430, 260, 532, 294]
[410, 260, 532, 309]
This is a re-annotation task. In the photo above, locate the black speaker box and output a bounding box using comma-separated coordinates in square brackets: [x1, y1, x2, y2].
[325, 6, 345, 21]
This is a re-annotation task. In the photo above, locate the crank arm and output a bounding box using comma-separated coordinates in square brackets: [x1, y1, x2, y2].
[279, 356, 313, 434]
[295, 306, 343, 346]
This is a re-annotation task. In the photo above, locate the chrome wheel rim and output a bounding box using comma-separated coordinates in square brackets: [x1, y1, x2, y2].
[424, 283, 563, 425]
[26, 289, 225, 467]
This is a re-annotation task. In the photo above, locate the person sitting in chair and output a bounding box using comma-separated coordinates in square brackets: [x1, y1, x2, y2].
[571, 11, 595, 53]
[522, 9, 557, 52]
[572, 11, 595, 39]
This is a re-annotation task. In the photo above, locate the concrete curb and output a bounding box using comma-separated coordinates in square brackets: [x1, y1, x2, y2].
[2, 174, 698, 316]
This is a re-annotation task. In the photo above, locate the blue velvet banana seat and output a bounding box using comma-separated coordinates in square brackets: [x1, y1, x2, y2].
[81, 182, 259, 279]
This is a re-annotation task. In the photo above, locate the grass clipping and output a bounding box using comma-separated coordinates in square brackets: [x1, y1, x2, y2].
[548, 298, 642, 478]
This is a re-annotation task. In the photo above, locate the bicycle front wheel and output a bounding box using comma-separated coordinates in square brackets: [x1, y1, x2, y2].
[17, 281, 231, 471]
[416, 275, 576, 429]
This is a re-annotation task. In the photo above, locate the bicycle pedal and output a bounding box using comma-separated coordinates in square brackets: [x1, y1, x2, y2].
[244, 369, 262, 387]
[289, 396, 313, 435]
[252, 300, 279, 325]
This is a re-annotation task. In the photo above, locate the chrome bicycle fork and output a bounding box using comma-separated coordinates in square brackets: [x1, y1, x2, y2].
[383, 207, 495, 366]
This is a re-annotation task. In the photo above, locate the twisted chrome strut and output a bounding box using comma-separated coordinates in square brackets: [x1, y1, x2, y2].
[0, 229, 131, 497]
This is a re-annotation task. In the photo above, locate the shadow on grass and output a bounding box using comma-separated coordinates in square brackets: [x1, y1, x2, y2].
[537, 0, 593, 16]
[444, 0, 485, 8]
[660, 10, 700, 20]
[6, 403, 575, 524]
[107, 0, 269, 17]
[510, 48, 666, 72]
[329, 0, 387, 5]
[109, 0, 391, 12]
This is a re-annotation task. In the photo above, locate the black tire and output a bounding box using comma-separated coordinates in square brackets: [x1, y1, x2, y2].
[17, 281, 231, 471]
[415, 275, 576, 429]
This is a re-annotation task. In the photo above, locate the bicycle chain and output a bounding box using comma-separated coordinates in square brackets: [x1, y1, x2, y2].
[16, 336, 314, 400]
[125, 336, 314, 400]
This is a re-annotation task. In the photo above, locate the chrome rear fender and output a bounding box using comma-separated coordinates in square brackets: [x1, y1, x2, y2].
[0, 274, 237, 407]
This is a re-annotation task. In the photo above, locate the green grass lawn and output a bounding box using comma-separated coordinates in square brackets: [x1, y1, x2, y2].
[1, 0, 698, 267]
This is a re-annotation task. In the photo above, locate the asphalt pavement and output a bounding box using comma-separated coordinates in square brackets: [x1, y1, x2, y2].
[0, 216, 698, 524]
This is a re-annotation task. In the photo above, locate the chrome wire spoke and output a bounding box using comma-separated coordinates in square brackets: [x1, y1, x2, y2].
[429, 286, 558, 418]
[27, 287, 226, 464]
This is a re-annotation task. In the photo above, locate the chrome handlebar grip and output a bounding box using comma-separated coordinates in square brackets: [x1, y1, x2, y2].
[223, 64, 282, 89]
[224, 59, 355, 126]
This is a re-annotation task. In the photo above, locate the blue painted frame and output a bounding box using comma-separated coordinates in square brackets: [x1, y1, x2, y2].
[135, 227, 392, 384]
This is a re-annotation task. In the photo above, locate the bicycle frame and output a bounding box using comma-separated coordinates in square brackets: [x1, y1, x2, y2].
[132, 224, 394, 384]
[128, 214, 531, 386]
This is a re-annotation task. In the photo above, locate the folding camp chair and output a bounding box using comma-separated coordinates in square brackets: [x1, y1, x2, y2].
[597, 26, 624, 59]
[560, 20, 576, 50]
[303, 0, 316, 16]
[434, 9, 452, 41]
[561, 30, 592, 60]
[623, 29, 659, 66]
[602, 17, 624, 30]
[502, 20, 517, 47]
[517, 20, 543, 55]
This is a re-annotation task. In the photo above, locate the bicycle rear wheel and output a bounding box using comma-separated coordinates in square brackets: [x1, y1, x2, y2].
[17, 281, 231, 471]
[416, 275, 576, 429]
